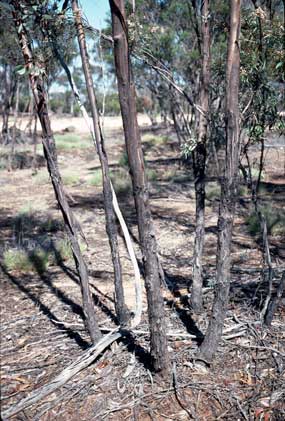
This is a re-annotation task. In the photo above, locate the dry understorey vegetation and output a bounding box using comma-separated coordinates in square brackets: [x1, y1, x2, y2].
[0, 117, 285, 420]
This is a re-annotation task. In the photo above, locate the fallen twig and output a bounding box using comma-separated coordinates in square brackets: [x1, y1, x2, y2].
[2, 330, 121, 419]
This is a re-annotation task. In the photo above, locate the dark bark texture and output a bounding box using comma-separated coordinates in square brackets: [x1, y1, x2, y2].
[264, 272, 285, 326]
[191, 0, 210, 312]
[109, 0, 169, 373]
[198, 0, 241, 362]
[72, 0, 129, 326]
[12, 2, 101, 344]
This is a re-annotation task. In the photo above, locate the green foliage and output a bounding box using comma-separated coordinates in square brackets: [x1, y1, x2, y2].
[62, 172, 80, 186]
[181, 137, 197, 159]
[146, 168, 158, 182]
[118, 151, 129, 168]
[87, 170, 102, 186]
[3, 247, 49, 274]
[54, 238, 73, 262]
[246, 206, 285, 237]
[54, 134, 91, 151]
[110, 169, 132, 197]
[3, 248, 34, 273]
[32, 171, 50, 185]
[206, 183, 221, 200]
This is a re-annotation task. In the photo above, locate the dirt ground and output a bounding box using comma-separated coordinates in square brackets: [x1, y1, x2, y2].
[1, 116, 285, 420]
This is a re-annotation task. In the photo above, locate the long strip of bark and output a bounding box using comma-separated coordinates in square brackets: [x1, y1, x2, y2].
[109, 0, 169, 373]
[51, 40, 142, 327]
[190, 0, 210, 312]
[198, 0, 241, 363]
[71, 0, 129, 326]
[12, 2, 101, 344]
[1, 330, 121, 420]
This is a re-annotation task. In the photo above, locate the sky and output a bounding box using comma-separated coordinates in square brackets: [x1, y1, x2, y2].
[79, 0, 110, 29]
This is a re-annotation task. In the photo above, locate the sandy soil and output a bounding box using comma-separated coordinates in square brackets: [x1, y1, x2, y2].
[1, 119, 285, 420]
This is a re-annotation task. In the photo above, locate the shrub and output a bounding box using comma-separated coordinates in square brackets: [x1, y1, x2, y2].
[3, 247, 49, 274]
[54, 134, 91, 151]
[3, 249, 33, 272]
[146, 169, 158, 182]
[32, 170, 50, 185]
[53, 238, 73, 262]
[62, 173, 80, 186]
[87, 170, 102, 186]
[118, 151, 129, 168]
[206, 183, 221, 200]
[110, 169, 132, 197]
[246, 205, 285, 236]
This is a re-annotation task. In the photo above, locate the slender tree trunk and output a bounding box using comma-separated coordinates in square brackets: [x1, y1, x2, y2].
[1, 65, 15, 145]
[9, 78, 20, 171]
[72, 0, 129, 326]
[198, 0, 241, 363]
[32, 112, 38, 172]
[109, 0, 169, 373]
[264, 271, 285, 326]
[12, 3, 101, 344]
[190, 0, 210, 312]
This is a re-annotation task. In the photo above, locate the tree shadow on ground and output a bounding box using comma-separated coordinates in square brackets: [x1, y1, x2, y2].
[49, 241, 119, 325]
[0, 263, 89, 349]
[163, 271, 204, 343]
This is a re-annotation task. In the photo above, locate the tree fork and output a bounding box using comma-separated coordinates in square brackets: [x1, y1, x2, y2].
[12, 2, 101, 344]
[198, 0, 241, 362]
[71, 0, 129, 326]
[109, 0, 169, 373]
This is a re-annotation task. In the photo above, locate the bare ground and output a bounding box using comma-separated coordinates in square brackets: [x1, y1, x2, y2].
[1, 117, 285, 420]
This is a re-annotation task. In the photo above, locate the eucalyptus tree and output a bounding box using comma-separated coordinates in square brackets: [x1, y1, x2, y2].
[10, 0, 101, 344]
[71, 0, 129, 326]
[109, 0, 169, 374]
[198, 0, 242, 363]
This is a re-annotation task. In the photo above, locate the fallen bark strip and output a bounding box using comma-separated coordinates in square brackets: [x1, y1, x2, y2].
[1, 330, 121, 420]
[2, 322, 251, 419]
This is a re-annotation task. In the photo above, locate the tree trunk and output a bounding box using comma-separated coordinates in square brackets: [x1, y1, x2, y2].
[72, 0, 129, 326]
[198, 0, 241, 363]
[12, 3, 101, 344]
[109, 0, 169, 373]
[1, 64, 15, 145]
[9, 78, 20, 171]
[190, 0, 210, 313]
[264, 271, 285, 326]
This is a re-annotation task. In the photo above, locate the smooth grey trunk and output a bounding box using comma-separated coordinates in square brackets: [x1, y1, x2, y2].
[198, 0, 241, 363]
[191, 0, 210, 312]
[72, 0, 129, 326]
[109, 0, 169, 374]
[12, 3, 101, 344]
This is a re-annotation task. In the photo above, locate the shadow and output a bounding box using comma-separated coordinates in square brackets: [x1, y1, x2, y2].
[0, 263, 89, 349]
[91, 284, 114, 304]
[0, 151, 45, 170]
[164, 271, 204, 344]
[50, 241, 119, 325]
[120, 332, 153, 371]
[259, 181, 285, 194]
